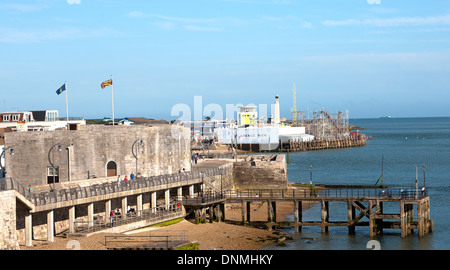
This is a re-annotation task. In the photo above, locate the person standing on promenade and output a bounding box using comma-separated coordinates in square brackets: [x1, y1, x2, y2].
[117, 175, 122, 188]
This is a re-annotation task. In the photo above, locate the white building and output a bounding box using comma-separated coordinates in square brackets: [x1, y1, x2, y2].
[0, 110, 85, 131]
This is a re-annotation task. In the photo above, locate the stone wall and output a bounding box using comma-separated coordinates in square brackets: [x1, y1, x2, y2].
[0, 190, 19, 250]
[4, 125, 190, 187]
[233, 154, 288, 189]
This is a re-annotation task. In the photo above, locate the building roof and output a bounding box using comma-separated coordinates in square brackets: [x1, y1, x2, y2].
[124, 117, 170, 125]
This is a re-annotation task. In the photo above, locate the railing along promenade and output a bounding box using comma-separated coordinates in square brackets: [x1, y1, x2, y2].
[223, 187, 429, 200]
[0, 167, 224, 207]
[73, 203, 183, 234]
[104, 230, 189, 250]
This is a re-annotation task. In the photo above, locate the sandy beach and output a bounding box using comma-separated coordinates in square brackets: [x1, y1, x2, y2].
[20, 200, 314, 251]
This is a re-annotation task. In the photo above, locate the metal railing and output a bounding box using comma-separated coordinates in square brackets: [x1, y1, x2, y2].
[0, 177, 32, 200]
[104, 230, 188, 249]
[182, 191, 225, 205]
[4, 167, 225, 206]
[73, 203, 183, 233]
[223, 187, 428, 200]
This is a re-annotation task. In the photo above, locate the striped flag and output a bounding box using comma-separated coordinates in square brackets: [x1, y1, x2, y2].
[101, 79, 112, 89]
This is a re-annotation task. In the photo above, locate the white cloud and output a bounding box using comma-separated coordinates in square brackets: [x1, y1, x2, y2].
[0, 4, 46, 12]
[183, 25, 221, 32]
[67, 0, 81, 5]
[127, 11, 148, 18]
[323, 14, 450, 27]
[0, 27, 126, 43]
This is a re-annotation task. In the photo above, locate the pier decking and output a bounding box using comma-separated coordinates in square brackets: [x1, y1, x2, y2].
[238, 137, 367, 153]
[224, 188, 432, 238]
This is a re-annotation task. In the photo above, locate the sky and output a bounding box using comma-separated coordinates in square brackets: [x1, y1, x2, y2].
[1, 0, 450, 121]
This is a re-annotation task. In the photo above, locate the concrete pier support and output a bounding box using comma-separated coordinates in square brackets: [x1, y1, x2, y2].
[165, 189, 170, 210]
[268, 200, 276, 223]
[241, 201, 247, 224]
[88, 203, 94, 224]
[194, 208, 207, 224]
[105, 200, 111, 219]
[25, 213, 32, 247]
[69, 206, 75, 233]
[121, 197, 127, 219]
[136, 194, 142, 216]
[151, 192, 156, 213]
[294, 200, 302, 232]
[347, 200, 356, 234]
[321, 200, 329, 233]
[47, 210, 54, 242]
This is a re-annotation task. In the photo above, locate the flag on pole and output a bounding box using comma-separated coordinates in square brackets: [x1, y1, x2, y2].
[56, 84, 66, 95]
[101, 79, 113, 89]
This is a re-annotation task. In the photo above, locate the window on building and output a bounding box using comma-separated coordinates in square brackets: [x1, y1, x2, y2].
[47, 166, 60, 184]
[3, 115, 10, 121]
[12, 114, 20, 121]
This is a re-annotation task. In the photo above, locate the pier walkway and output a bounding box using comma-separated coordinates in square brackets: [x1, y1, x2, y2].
[223, 187, 433, 238]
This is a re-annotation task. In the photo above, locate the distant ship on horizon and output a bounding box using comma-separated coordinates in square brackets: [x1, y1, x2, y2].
[379, 115, 391, 119]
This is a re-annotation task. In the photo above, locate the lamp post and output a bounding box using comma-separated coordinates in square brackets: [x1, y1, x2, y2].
[0, 146, 14, 177]
[132, 139, 144, 176]
[309, 165, 313, 186]
[422, 164, 426, 189]
[219, 168, 223, 197]
[48, 142, 62, 192]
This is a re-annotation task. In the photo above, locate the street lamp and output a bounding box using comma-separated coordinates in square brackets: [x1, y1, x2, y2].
[422, 164, 426, 188]
[0, 146, 14, 177]
[309, 165, 313, 186]
[48, 142, 62, 192]
[219, 168, 223, 197]
[132, 139, 144, 176]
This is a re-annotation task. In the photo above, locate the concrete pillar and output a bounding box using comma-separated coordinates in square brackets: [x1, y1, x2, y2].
[268, 200, 276, 223]
[194, 209, 200, 224]
[69, 206, 75, 233]
[165, 189, 170, 210]
[88, 203, 94, 225]
[47, 210, 54, 242]
[105, 200, 111, 219]
[151, 192, 157, 213]
[137, 194, 143, 216]
[214, 204, 223, 222]
[121, 197, 127, 219]
[189, 185, 194, 198]
[25, 213, 33, 247]
[209, 206, 214, 223]
[177, 187, 182, 201]
[241, 201, 247, 224]
[201, 208, 206, 223]
[294, 200, 302, 233]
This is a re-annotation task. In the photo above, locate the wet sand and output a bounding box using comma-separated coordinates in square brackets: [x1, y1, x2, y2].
[20, 200, 314, 251]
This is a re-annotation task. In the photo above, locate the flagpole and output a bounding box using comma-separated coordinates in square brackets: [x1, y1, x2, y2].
[111, 75, 114, 126]
[65, 81, 69, 126]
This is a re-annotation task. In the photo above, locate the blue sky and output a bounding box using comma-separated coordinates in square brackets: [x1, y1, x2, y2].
[1, 0, 450, 120]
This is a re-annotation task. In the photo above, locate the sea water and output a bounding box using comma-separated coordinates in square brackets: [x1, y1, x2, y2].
[261, 117, 450, 250]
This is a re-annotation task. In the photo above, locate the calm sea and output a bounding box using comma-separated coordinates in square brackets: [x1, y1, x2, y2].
[262, 117, 450, 250]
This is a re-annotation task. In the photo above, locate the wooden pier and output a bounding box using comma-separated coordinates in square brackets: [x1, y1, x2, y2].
[224, 188, 433, 238]
[238, 137, 367, 153]
[284, 137, 367, 152]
